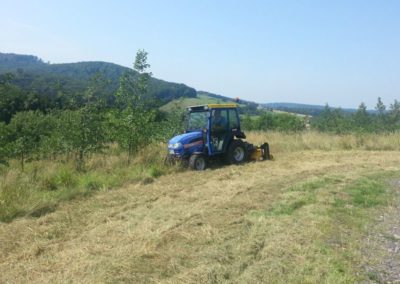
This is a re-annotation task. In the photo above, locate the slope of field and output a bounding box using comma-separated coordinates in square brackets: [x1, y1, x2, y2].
[1, 133, 400, 283]
[262, 102, 359, 116]
[160, 93, 236, 112]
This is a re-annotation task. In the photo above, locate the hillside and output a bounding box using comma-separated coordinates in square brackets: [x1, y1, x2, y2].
[1, 53, 324, 119]
[1, 132, 400, 283]
[263, 102, 359, 116]
[0, 52, 196, 104]
[161, 91, 262, 115]
[160, 92, 240, 112]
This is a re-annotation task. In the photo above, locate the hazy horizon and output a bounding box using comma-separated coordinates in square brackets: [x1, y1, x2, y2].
[2, 0, 400, 108]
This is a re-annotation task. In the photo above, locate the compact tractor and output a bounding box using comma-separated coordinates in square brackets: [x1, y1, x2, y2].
[166, 104, 272, 170]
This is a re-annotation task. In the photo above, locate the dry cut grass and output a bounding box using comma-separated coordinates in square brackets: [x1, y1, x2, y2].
[1, 131, 400, 283]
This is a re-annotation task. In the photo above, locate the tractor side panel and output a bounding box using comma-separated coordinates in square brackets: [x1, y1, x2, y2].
[183, 140, 205, 157]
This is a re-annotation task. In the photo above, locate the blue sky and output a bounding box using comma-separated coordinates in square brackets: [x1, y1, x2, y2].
[1, 0, 399, 108]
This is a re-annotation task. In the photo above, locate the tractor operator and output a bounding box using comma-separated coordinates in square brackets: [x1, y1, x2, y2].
[211, 110, 227, 151]
[212, 109, 227, 131]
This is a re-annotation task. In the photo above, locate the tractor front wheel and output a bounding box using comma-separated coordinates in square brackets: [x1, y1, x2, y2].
[226, 140, 248, 164]
[189, 154, 207, 171]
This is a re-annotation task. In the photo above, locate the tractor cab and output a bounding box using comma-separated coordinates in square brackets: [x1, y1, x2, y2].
[186, 104, 246, 156]
[167, 104, 271, 170]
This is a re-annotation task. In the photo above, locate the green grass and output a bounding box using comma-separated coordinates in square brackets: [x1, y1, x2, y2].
[0, 144, 178, 223]
[341, 177, 388, 208]
[160, 94, 243, 112]
[1, 146, 399, 283]
[245, 172, 397, 283]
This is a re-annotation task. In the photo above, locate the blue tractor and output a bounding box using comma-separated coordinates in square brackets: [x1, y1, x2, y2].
[167, 104, 272, 170]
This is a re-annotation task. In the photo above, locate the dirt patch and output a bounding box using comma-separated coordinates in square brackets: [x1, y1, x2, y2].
[363, 179, 400, 283]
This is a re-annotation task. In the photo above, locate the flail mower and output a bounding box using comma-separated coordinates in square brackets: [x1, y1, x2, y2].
[166, 104, 272, 170]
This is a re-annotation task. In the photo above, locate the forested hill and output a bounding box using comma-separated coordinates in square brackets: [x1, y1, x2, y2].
[0, 52, 196, 105]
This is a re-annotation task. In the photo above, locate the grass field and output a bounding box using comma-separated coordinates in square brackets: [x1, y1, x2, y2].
[1, 132, 400, 283]
[160, 94, 242, 112]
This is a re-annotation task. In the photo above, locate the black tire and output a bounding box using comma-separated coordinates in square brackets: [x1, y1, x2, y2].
[226, 139, 248, 164]
[189, 154, 207, 171]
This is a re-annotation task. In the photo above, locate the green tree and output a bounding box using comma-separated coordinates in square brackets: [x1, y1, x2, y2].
[74, 77, 107, 169]
[312, 105, 349, 133]
[388, 99, 400, 131]
[273, 113, 305, 132]
[8, 111, 50, 170]
[154, 108, 185, 141]
[352, 102, 371, 132]
[114, 50, 156, 163]
[38, 111, 71, 160]
[374, 97, 387, 131]
[0, 122, 11, 165]
[255, 112, 274, 131]
[133, 49, 152, 103]
[241, 114, 255, 131]
[375, 97, 386, 115]
[0, 73, 26, 123]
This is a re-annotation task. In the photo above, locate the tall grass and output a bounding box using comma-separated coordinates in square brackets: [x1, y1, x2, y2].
[247, 131, 400, 153]
[0, 143, 177, 222]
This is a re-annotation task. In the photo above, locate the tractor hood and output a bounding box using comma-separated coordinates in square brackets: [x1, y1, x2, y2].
[168, 131, 202, 145]
[168, 131, 204, 157]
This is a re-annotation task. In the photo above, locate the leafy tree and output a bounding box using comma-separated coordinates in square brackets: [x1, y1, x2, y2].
[241, 112, 305, 132]
[351, 102, 371, 132]
[241, 115, 255, 131]
[0, 122, 11, 165]
[388, 99, 400, 130]
[154, 108, 185, 141]
[38, 111, 71, 160]
[7, 111, 50, 170]
[133, 50, 152, 101]
[375, 97, 386, 116]
[312, 105, 349, 133]
[71, 75, 108, 169]
[0, 73, 26, 123]
[374, 97, 387, 131]
[114, 50, 157, 163]
[254, 112, 274, 131]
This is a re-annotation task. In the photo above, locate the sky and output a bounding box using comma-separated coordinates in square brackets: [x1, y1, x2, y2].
[1, 0, 400, 108]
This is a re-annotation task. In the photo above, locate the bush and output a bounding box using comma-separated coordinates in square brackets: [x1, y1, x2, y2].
[41, 166, 78, 191]
[0, 122, 11, 165]
[7, 111, 53, 170]
[242, 112, 306, 132]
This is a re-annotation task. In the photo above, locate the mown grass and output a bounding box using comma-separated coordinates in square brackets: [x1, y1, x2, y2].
[0, 147, 399, 283]
[1, 131, 400, 224]
[244, 171, 397, 283]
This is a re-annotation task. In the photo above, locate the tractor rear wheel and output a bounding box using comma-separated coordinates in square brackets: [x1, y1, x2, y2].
[226, 139, 248, 164]
[189, 154, 207, 171]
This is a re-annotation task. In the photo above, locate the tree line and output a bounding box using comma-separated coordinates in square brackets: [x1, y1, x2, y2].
[0, 50, 184, 170]
[241, 112, 306, 132]
[240, 98, 400, 133]
[1, 50, 399, 171]
[0, 52, 197, 124]
[312, 98, 400, 133]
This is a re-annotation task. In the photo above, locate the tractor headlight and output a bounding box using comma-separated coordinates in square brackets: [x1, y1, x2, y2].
[170, 142, 182, 149]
